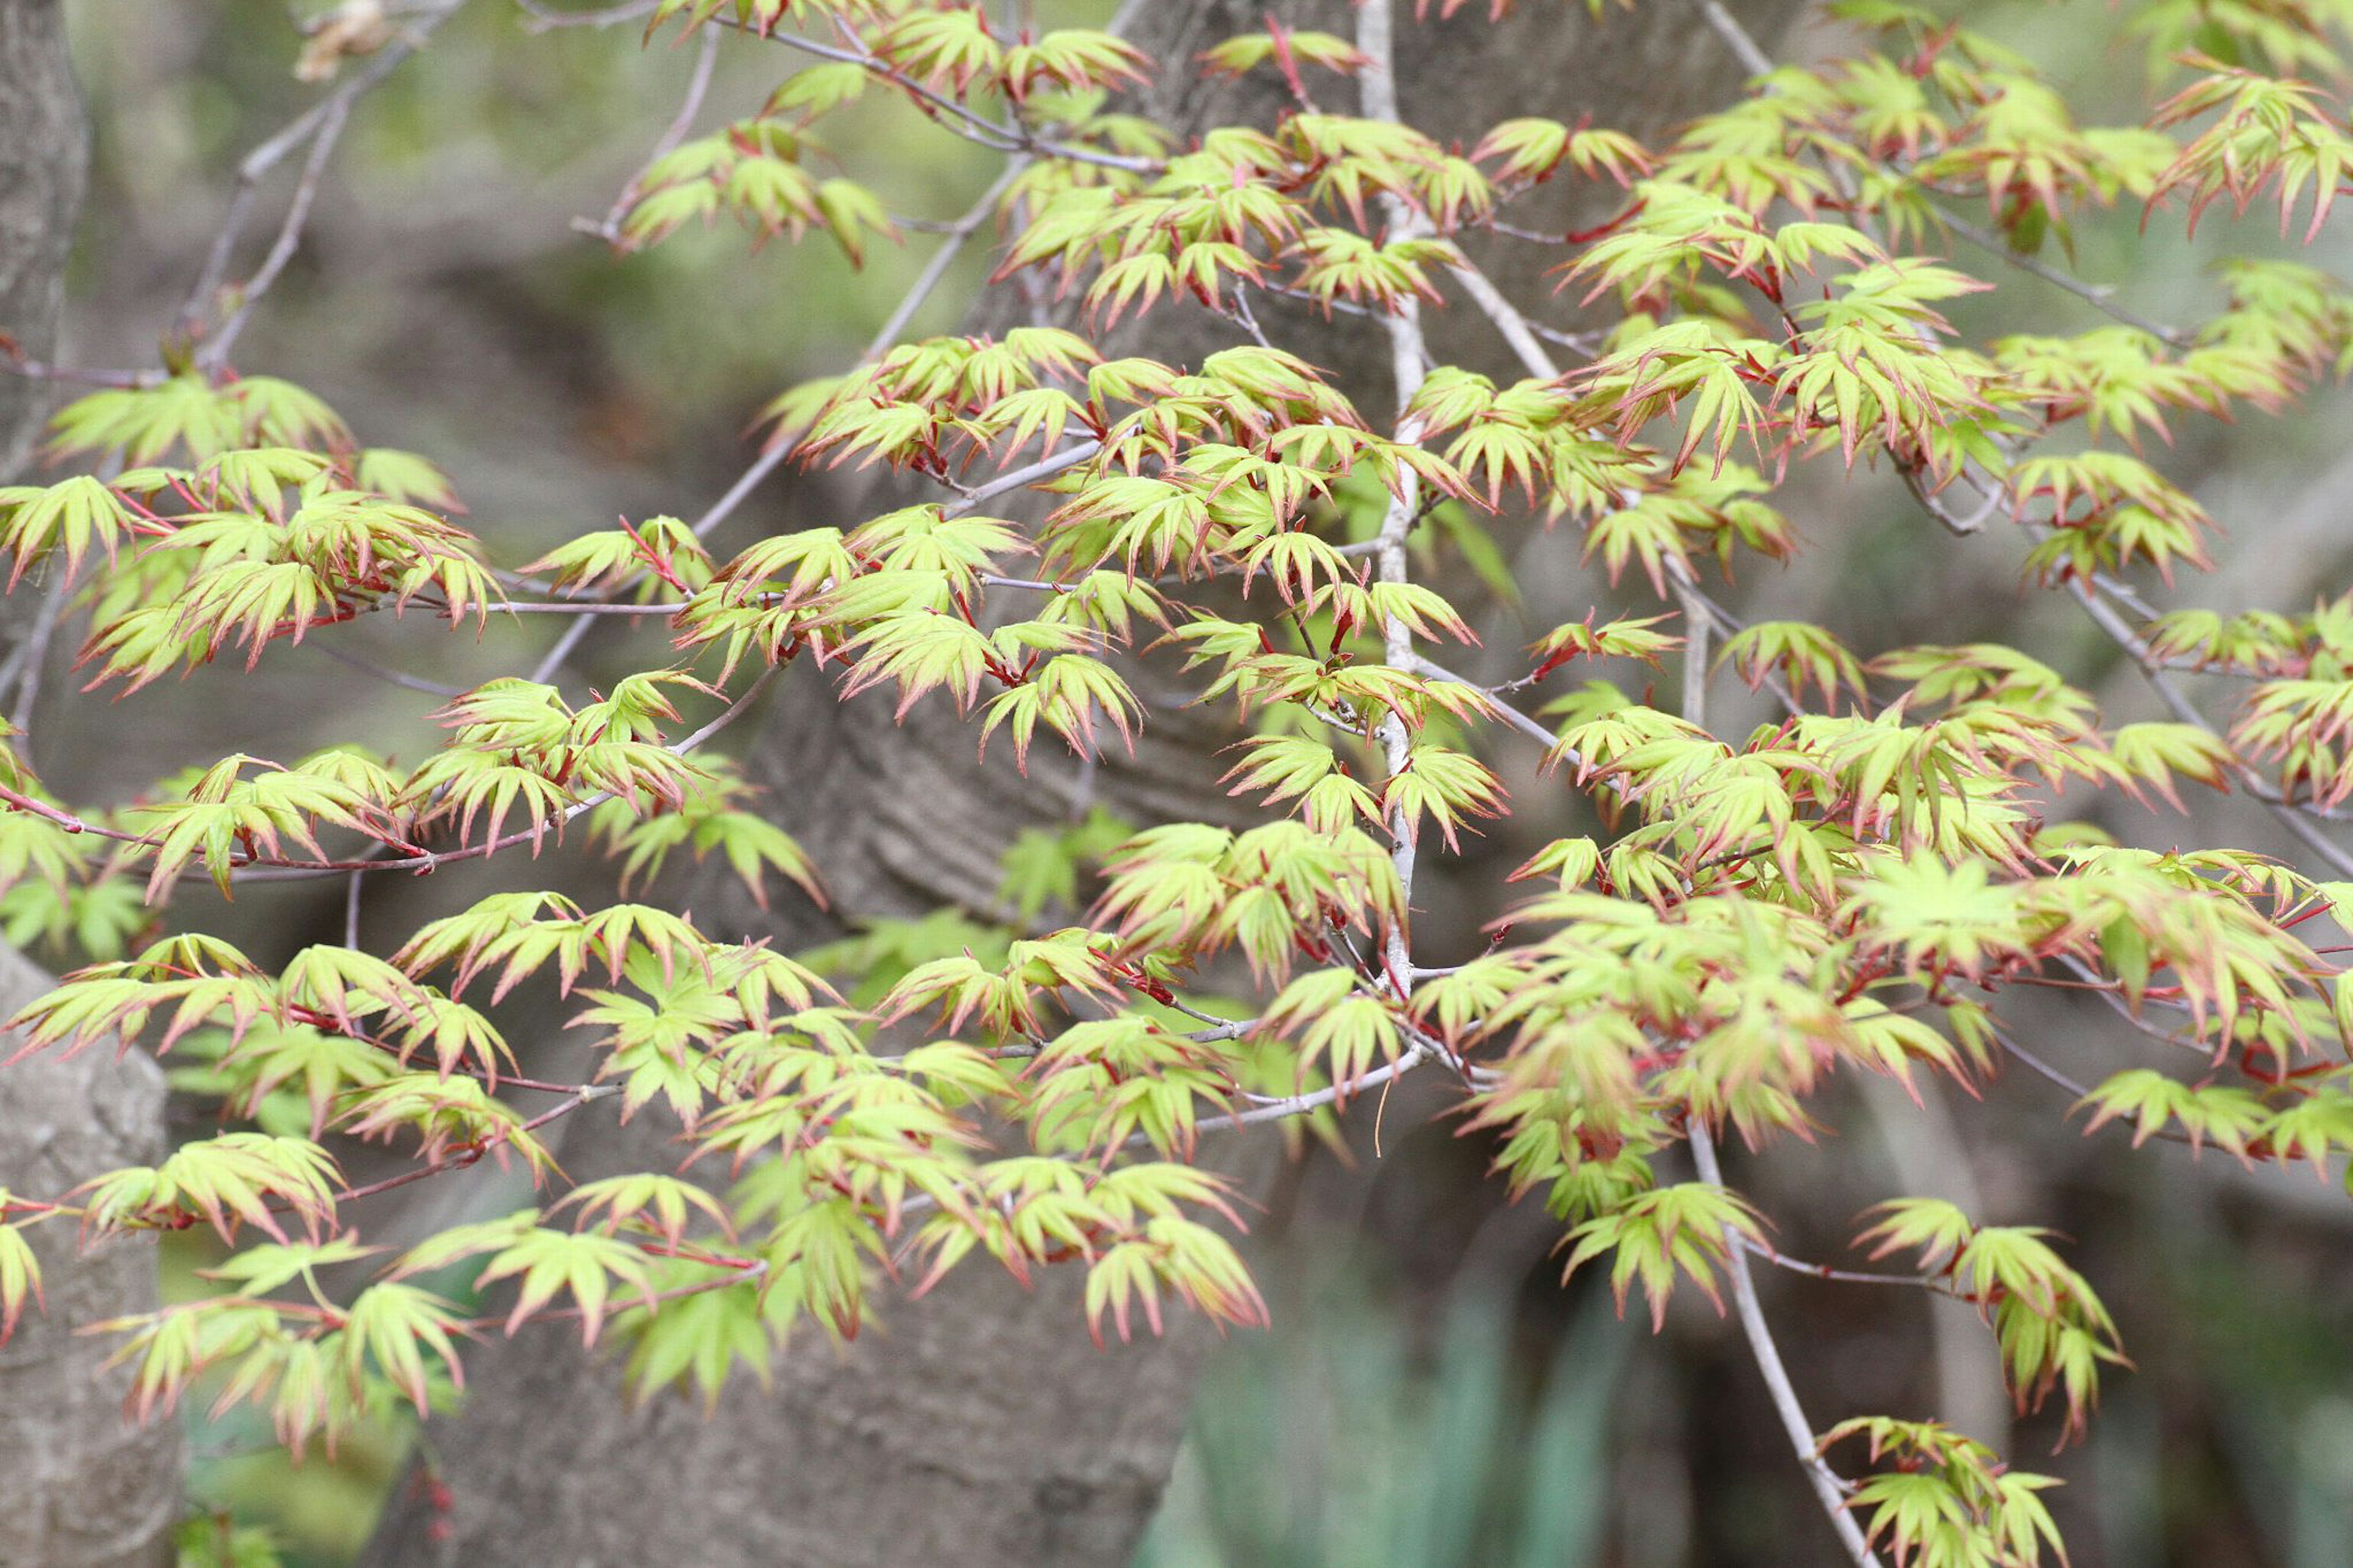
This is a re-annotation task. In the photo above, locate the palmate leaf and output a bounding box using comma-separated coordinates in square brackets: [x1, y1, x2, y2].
[586, 779, 824, 911]
[48, 376, 243, 465]
[1828, 1418, 2065, 1568]
[1380, 741, 1506, 851]
[341, 1281, 470, 1415]
[76, 1132, 341, 1244]
[198, 1234, 380, 1299]
[169, 560, 339, 667]
[9, 939, 275, 1060]
[759, 1195, 885, 1341]
[555, 1173, 733, 1248]
[1026, 1017, 1235, 1159]
[1716, 619, 1868, 711]
[2148, 62, 2353, 242]
[474, 1227, 663, 1346]
[978, 653, 1143, 770]
[1859, 1199, 2126, 1436]
[96, 1298, 287, 1425]
[398, 755, 577, 854]
[337, 1074, 556, 1180]
[393, 896, 717, 1003]
[1576, 321, 1774, 474]
[1083, 1214, 1266, 1346]
[0, 474, 156, 586]
[170, 1020, 398, 1139]
[613, 1265, 777, 1407]
[1562, 1182, 1765, 1330]
[133, 757, 407, 896]
[1840, 854, 2033, 982]
[0, 1219, 42, 1341]
[836, 612, 998, 716]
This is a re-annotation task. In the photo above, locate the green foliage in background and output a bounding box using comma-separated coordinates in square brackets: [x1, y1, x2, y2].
[1135, 1274, 1626, 1568]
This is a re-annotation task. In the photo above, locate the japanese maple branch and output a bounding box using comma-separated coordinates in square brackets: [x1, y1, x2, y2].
[241, 662, 783, 882]
[198, 97, 353, 373]
[1442, 252, 1563, 382]
[312, 637, 469, 697]
[1358, 0, 1431, 1005]
[179, 0, 467, 345]
[330, 1083, 623, 1208]
[574, 24, 723, 246]
[1689, 1119, 1883, 1568]
[1695, 0, 1777, 76]
[1197, 1057, 1423, 1134]
[7, 570, 71, 736]
[2069, 577, 2353, 877]
[526, 162, 1030, 685]
[0, 664, 788, 885]
[726, 20, 1159, 175]
[513, 0, 656, 31]
[1933, 206, 2190, 348]
[1736, 1235, 1965, 1298]
[1672, 563, 1879, 1561]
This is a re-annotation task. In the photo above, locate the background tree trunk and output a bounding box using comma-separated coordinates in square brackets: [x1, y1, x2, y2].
[0, 6, 181, 1565]
[361, 6, 1800, 1562]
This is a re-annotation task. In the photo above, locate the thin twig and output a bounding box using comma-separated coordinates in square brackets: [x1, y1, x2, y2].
[728, 21, 1161, 175]
[0, 357, 164, 390]
[344, 868, 365, 949]
[1443, 252, 1562, 381]
[1990, 1026, 2093, 1099]
[576, 25, 722, 246]
[1934, 206, 2190, 349]
[199, 98, 354, 371]
[180, 0, 467, 341]
[1689, 1119, 1883, 1568]
[514, 0, 656, 31]
[1195, 1058, 1420, 1134]
[1991, 1021, 2230, 1152]
[330, 1084, 623, 1208]
[527, 164, 1033, 687]
[1737, 1236, 1963, 1298]
[313, 640, 469, 698]
[2069, 578, 2353, 877]
[501, 599, 684, 615]
[9, 570, 70, 735]
[1696, 0, 1778, 76]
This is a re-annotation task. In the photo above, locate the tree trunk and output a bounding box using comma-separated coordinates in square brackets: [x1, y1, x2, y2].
[0, 946, 180, 1568]
[362, 6, 1798, 1563]
[0, 0, 80, 479]
[0, 6, 181, 1565]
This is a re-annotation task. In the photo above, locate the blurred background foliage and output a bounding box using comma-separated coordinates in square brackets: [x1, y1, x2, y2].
[40, 1, 2353, 1563]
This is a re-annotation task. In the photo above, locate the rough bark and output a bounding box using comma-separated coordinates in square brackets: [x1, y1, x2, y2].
[0, 943, 178, 1568]
[0, 6, 181, 1565]
[0, 0, 80, 479]
[362, 6, 1800, 1564]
